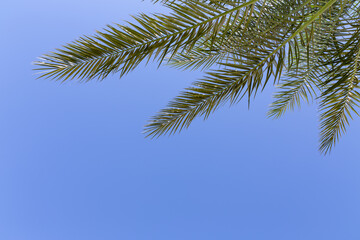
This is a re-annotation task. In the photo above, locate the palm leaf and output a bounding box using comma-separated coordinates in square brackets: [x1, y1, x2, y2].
[319, 21, 360, 154]
[268, 0, 348, 118]
[34, 0, 257, 82]
[34, 0, 360, 154]
[145, 0, 338, 138]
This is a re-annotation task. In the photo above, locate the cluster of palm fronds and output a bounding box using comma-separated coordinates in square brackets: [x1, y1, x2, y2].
[34, 0, 360, 154]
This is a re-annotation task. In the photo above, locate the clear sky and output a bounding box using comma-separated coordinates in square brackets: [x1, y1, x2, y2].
[1, 1, 360, 239]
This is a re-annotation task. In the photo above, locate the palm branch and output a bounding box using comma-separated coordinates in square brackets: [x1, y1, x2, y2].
[35, 0, 360, 154]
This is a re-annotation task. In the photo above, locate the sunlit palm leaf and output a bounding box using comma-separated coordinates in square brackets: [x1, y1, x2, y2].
[319, 19, 360, 154]
[145, 0, 338, 138]
[34, 0, 256, 81]
[35, 0, 360, 154]
[268, 1, 348, 118]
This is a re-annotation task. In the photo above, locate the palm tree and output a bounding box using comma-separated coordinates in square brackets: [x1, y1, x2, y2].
[34, 0, 360, 154]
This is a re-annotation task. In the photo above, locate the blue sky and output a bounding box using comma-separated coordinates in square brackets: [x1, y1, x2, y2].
[1, 1, 360, 239]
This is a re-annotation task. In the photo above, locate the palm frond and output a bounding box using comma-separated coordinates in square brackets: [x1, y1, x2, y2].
[34, 0, 257, 82]
[144, 52, 285, 137]
[268, 0, 348, 118]
[145, 0, 338, 138]
[35, 0, 360, 154]
[319, 19, 360, 154]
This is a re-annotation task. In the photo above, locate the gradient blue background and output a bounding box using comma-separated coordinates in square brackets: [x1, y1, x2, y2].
[1, 1, 360, 239]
